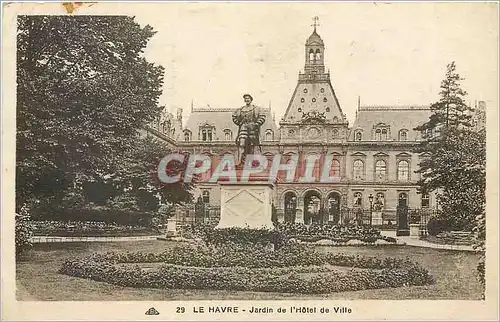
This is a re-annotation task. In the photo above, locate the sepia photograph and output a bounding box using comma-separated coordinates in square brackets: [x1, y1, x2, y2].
[1, 1, 499, 321]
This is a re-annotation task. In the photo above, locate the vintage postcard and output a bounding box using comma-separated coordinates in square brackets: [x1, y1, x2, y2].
[1, 1, 499, 321]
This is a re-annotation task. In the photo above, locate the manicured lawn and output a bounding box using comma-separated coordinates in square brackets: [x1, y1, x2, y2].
[16, 241, 483, 301]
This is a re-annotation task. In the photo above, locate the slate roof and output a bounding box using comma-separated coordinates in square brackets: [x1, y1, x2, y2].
[348, 105, 431, 142]
[183, 107, 278, 142]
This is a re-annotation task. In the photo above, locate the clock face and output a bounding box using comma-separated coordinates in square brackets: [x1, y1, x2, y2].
[307, 127, 321, 138]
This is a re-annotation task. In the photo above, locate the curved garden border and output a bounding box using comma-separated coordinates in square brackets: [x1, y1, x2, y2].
[59, 244, 434, 294]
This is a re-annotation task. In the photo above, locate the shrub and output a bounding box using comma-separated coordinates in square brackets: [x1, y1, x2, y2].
[15, 206, 33, 257]
[30, 220, 159, 237]
[59, 244, 434, 294]
[427, 217, 450, 236]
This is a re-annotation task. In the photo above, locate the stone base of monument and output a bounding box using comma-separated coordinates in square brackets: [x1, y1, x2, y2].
[409, 223, 420, 236]
[217, 177, 275, 229]
[165, 218, 178, 237]
[372, 212, 383, 226]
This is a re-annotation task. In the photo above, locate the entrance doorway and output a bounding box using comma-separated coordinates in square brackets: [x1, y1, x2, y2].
[326, 192, 341, 224]
[304, 190, 321, 225]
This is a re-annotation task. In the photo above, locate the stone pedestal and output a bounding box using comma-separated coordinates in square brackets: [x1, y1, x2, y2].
[410, 224, 420, 236]
[372, 212, 383, 226]
[166, 218, 178, 237]
[217, 180, 275, 229]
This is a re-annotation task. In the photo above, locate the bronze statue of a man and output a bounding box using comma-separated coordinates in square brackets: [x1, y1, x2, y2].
[232, 94, 266, 166]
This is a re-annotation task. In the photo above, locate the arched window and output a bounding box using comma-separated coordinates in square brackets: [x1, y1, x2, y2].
[315, 49, 321, 60]
[375, 129, 382, 141]
[330, 159, 341, 178]
[353, 160, 364, 180]
[202, 190, 210, 204]
[381, 129, 388, 140]
[397, 160, 410, 181]
[309, 49, 314, 62]
[399, 130, 408, 141]
[421, 193, 430, 208]
[184, 132, 191, 142]
[265, 129, 274, 141]
[201, 130, 207, 141]
[398, 192, 408, 207]
[375, 160, 387, 181]
[223, 129, 232, 141]
[332, 129, 338, 138]
[353, 192, 362, 207]
[355, 132, 362, 141]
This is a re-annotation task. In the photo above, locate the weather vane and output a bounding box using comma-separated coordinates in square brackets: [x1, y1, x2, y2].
[312, 16, 320, 30]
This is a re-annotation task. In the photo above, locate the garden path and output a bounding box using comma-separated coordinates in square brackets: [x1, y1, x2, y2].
[380, 231, 476, 252]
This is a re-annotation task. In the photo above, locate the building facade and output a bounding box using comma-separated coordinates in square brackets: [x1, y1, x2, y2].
[148, 26, 486, 226]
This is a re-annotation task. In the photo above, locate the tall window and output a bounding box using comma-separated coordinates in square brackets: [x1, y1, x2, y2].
[184, 132, 190, 142]
[375, 129, 382, 141]
[397, 160, 410, 181]
[309, 49, 314, 62]
[421, 193, 430, 208]
[375, 160, 387, 181]
[353, 160, 364, 180]
[315, 49, 321, 60]
[381, 129, 388, 140]
[223, 129, 232, 141]
[202, 190, 210, 204]
[399, 130, 408, 141]
[353, 192, 362, 207]
[330, 159, 341, 177]
[201, 129, 213, 141]
[355, 132, 362, 141]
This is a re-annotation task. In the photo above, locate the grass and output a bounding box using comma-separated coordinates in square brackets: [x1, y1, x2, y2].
[16, 240, 483, 301]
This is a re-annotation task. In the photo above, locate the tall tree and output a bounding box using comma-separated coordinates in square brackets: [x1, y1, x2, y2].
[16, 16, 165, 210]
[414, 62, 485, 231]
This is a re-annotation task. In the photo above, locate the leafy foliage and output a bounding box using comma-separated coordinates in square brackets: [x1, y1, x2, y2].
[15, 205, 33, 257]
[16, 16, 193, 219]
[414, 62, 485, 231]
[426, 217, 450, 236]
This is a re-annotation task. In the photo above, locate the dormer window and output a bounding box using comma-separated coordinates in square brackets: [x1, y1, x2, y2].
[264, 129, 274, 141]
[374, 124, 390, 141]
[183, 130, 192, 142]
[355, 132, 362, 141]
[223, 129, 232, 141]
[199, 124, 215, 142]
[381, 129, 387, 140]
[399, 129, 408, 141]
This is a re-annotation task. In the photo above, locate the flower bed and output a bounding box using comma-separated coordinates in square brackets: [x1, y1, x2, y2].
[180, 222, 392, 246]
[59, 243, 434, 294]
[31, 220, 160, 237]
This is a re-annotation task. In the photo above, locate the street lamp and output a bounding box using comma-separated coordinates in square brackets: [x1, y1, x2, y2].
[368, 194, 374, 227]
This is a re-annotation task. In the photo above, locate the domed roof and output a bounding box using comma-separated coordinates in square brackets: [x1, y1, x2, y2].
[305, 29, 324, 46]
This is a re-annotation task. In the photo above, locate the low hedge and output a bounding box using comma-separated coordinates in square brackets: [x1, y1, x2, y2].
[59, 244, 434, 294]
[31, 221, 160, 237]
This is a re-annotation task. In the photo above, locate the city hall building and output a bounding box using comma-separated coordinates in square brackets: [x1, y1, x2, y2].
[146, 26, 485, 226]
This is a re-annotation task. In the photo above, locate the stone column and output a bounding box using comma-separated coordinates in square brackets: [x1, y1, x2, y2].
[295, 197, 304, 224]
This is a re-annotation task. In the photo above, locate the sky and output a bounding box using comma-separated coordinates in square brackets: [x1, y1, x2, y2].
[88, 2, 497, 125]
